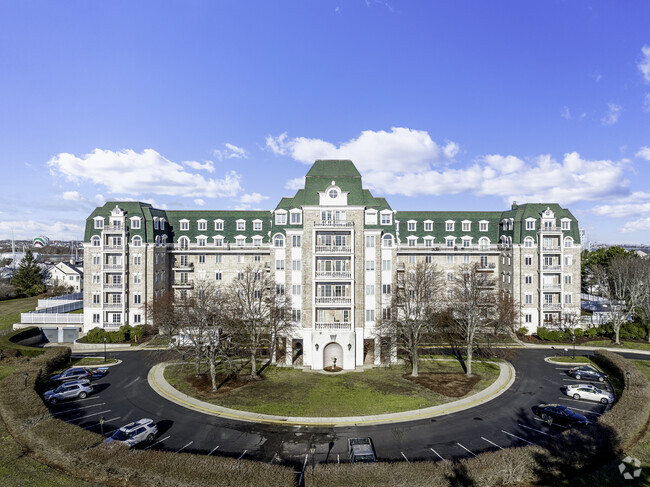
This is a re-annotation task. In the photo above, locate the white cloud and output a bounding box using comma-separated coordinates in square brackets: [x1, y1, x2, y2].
[601, 103, 622, 126]
[239, 193, 269, 204]
[213, 143, 249, 160]
[62, 191, 83, 201]
[183, 160, 215, 172]
[271, 129, 628, 205]
[592, 192, 650, 218]
[636, 146, 650, 161]
[0, 220, 84, 240]
[267, 127, 455, 174]
[561, 106, 571, 120]
[639, 45, 650, 83]
[48, 149, 243, 198]
[621, 217, 650, 233]
[194, 199, 205, 206]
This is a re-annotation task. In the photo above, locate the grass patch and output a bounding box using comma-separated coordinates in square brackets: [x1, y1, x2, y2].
[69, 308, 83, 314]
[0, 365, 14, 382]
[582, 340, 650, 351]
[548, 356, 593, 364]
[164, 359, 501, 417]
[633, 360, 650, 382]
[70, 357, 118, 366]
[0, 296, 39, 333]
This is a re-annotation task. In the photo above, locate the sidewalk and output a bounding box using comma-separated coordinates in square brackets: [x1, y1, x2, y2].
[147, 359, 516, 427]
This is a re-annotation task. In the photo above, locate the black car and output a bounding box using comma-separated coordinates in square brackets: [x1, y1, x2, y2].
[568, 366, 607, 382]
[533, 404, 590, 428]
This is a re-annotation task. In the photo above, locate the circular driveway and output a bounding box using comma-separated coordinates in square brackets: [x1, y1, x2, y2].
[51, 349, 642, 468]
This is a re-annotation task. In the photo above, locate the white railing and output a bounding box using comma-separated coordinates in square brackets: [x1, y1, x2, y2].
[542, 265, 561, 271]
[103, 303, 124, 310]
[21, 313, 83, 324]
[315, 296, 352, 304]
[103, 225, 125, 232]
[543, 284, 562, 290]
[103, 283, 124, 290]
[103, 322, 122, 329]
[477, 263, 496, 270]
[314, 220, 354, 228]
[314, 322, 352, 331]
[38, 293, 82, 306]
[103, 264, 125, 271]
[103, 245, 124, 251]
[542, 246, 561, 252]
[543, 303, 562, 310]
[315, 245, 351, 253]
[399, 244, 500, 252]
[173, 263, 194, 270]
[315, 271, 352, 279]
[173, 281, 194, 288]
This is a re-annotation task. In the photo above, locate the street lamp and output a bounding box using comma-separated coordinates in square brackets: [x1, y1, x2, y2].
[626, 371, 631, 391]
[572, 334, 576, 360]
[103, 336, 107, 363]
[23, 372, 28, 387]
[309, 444, 316, 474]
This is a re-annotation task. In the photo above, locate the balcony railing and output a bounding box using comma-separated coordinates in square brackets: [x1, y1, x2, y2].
[103, 283, 124, 290]
[542, 265, 562, 271]
[543, 303, 562, 310]
[538, 226, 562, 232]
[543, 284, 562, 290]
[314, 245, 351, 253]
[542, 246, 561, 252]
[477, 263, 496, 271]
[103, 225, 126, 232]
[315, 296, 352, 305]
[173, 281, 194, 289]
[103, 244, 125, 251]
[173, 263, 194, 271]
[103, 264, 125, 271]
[315, 271, 352, 279]
[314, 322, 352, 331]
[398, 244, 500, 252]
[314, 220, 354, 228]
[103, 303, 124, 310]
[103, 322, 122, 329]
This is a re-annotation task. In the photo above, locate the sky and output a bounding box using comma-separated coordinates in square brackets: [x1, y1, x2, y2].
[1, 1, 649, 246]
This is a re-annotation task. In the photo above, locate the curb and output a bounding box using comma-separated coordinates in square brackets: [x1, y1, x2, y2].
[148, 360, 516, 427]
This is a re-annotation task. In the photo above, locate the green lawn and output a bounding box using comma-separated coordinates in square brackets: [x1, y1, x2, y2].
[0, 296, 39, 333]
[548, 356, 593, 364]
[0, 365, 14, 382]
[582, 340, 650, 351]
[165, 359, 501, 417]
[70, 357, 118, 366]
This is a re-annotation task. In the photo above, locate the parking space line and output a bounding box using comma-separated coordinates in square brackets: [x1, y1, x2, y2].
[298, 454, 308, 486]
[502, 430, 534, 445]
[85, 416, 121, 430]
[76, 396, 102, 402]
[176, 441, 193, 453]
[430, 447, 446, 462]
[456, 443, 476, 457]
[337, 454, 340, 464]
[207, 445, 220, 456]
[481, 437, 504, 450]
[53, 403, 106, 415]
[238, 450, 247, 460]
[68, 409, 112, 422]
[518, 423, 554, 437]
[401, 452, 410, 463]
[144, 435, 171, 450]
[557, 405, 602, 415]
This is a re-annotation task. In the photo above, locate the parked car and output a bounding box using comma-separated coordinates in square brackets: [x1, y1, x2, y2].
[106, 418, 158, 447]
[567, 366, 607, 382]
[43, 380, 93, 405]
[565, 384, 614, 404]
[348, 437, 377, 463]
[533, 404, 590, 428]
[49, 366, 109, 383]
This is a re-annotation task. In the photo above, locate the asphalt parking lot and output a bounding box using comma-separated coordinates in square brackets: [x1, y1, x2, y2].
[44, 349, 642, 469]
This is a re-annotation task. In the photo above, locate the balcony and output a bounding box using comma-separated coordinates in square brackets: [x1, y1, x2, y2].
[477, 263, 496, 271]
[315, 271, 352, 279]
[315, 296, 352, 305]
[103, 303, 124, 310]
[103, 245, 124, 251]
[400, 244, 500, 252]
[314, 322, 352, 331]
[103, 283, 124, 290]
[543, 303, 562, 310]
[173, 262, 194, 271]
[542, 246, 561, 252]
[173, 281, 194, 289]
[314, 220, 354, 228]
[314, 245, 351, 254]
[542, 265, 561, 271]
[103, 322, 122, 329]
[103, 225, 126, 232]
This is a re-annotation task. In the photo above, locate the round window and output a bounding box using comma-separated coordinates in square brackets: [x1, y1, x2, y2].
[328, 189, 338, 198]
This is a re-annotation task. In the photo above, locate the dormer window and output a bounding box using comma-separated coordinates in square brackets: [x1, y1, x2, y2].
[93, 217, 104, 229]
[290, 211, 302, 224]
[131, 217, 141, 229]
[153, 217, 159, 230]
[214, 219, 224, 231]
[328, 188, 339, 199]
[462, 221, 471, 232]
[424, 220, 433, 232]
[275, 212, 287, 225]
[407, 221, 416, 231]
[236, 220, 246, 231]
[446, 221, 455, 231]
[253, 220, 263, 231]
[198, 220, 207, 231]
[180, 220, 189, 231]
[525, 219, 535, 230]
[561, 219, 571, 230]
[479, 221, 488, 232]
[380, 212, 392, 225]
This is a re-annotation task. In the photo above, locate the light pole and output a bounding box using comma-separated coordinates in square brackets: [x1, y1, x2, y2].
[626, 371, 631, 391]
[572, 333, 576, 360]
[103, 336, 107, 363]
[309, 444, 316, 474]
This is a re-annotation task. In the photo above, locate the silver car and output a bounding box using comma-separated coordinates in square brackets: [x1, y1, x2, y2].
[565, 384, 614, 404]
[106, 418, 158, 447]
[43, 380, 93, 404]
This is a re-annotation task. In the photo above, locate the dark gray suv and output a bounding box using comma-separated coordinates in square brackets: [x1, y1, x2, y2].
[43, 380, 93, 404]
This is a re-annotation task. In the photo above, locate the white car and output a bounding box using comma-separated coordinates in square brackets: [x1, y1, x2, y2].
[565, 384, 614, 404]
[106, 418, 158, 447]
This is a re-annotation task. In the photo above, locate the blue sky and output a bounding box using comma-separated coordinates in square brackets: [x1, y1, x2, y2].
[1, 1, 649, 245]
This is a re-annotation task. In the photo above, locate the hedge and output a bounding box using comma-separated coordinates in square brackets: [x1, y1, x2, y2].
[0, 326, 45, 357]
[0, 347, 293, 487]
[305, 349, 650, 486]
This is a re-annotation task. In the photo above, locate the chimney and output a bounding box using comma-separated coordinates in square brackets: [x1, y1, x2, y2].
[512, 201, 518, 209]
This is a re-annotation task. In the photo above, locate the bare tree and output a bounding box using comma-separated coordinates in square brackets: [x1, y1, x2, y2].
[448, 263, 497, 376]
[634, 258, 650, 342]
[145, 291, 182, 343]
[224, 265, 293, 380]
[493, 291, 519, 338]
[555, 311, 582, 359]
[592, 255, 645, 344]
[377, 261, 444, 377]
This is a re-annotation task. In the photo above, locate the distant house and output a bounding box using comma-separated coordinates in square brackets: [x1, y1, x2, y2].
[46, 262, 83, 292]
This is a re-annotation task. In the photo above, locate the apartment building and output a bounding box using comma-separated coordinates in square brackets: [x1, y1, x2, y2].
[82, 159, 581, 370]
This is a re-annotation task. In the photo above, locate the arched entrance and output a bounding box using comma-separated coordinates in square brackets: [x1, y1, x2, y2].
[323, 342, 343, 369]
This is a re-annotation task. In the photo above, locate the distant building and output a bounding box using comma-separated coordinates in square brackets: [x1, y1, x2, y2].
[46, 262, 83, 292]
[82, 160, 582, 370]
